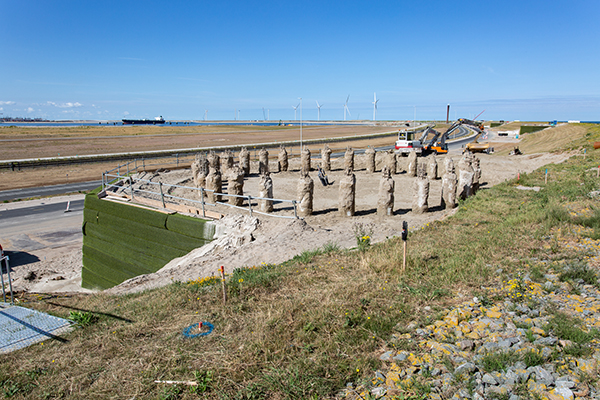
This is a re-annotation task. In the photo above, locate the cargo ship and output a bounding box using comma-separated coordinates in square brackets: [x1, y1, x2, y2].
[122, 116, 165, 125]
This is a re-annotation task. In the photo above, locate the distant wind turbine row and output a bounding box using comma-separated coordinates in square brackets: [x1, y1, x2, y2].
[294, 93, 378, 122]
[202, 93, 380, 121]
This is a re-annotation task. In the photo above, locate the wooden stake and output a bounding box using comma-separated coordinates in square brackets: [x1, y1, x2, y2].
[597, 166, 599, 178]
[220, 266, 227, 304]
[545, 168, 548, 184]
[403, 241, 407, 273]
[401, 221, 408, 273]
[155, 380, 198, 386]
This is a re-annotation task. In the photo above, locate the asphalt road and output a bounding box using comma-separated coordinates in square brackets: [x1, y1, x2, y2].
[0, 199, 84, 224]
[0, 181, 101, 202]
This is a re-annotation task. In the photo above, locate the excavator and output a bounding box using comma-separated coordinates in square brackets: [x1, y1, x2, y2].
[418, 118, 486, 156]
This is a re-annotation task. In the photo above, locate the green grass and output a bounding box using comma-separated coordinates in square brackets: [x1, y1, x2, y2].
[546, 311, 600, 345]
[480, 351, 521, 373]
[4, 131, 600, 398]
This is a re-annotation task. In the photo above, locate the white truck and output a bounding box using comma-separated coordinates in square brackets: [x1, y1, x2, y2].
[394, 129, 423, 155]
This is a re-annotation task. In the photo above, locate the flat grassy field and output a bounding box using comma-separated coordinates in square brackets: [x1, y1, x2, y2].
[2, 125, 600, 399]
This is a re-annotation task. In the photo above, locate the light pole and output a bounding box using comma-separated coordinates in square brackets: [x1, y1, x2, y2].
[414, 106, 416, 127]
[299, 97, 303, 150]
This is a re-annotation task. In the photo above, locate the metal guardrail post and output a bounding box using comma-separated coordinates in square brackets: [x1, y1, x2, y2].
[0, 258, 5, 303]
[200, 188, 206, 217]
[159, 182, 166, 208]
[176, 153, 179, 167]
[247, 196, 253, 216]
[129, 178, 134, 200]
[1, 256, 13, 304]
[293, 200, 298, 219]
[6, 257, 13, 304]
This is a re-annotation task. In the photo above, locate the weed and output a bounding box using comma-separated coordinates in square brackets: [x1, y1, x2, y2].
[68, 311, 97, 327]
[158, 384, 183, 400]
[525, 329, 536, 343]
[2, 380, 19, 397]
[322, 241, 341, 254]
[302, 321, 317, 332]
[353, 222, 374, 251]
[547, 312, 599, 344]
[559, 261, 598, 286]
[191, 370, 212, 394]
[529, 265, 545, 282]
[563, 344, 594, 358]
[292, 249, 322, 264]
[480, 351, 520, 373]
[441, 356, 454, 373]
[522, 349, 545, 367]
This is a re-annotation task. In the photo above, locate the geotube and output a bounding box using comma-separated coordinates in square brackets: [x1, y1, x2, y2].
[182, 321, 214, 338]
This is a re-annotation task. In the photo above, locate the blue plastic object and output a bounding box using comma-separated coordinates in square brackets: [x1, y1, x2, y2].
[183, 321, 214, 338]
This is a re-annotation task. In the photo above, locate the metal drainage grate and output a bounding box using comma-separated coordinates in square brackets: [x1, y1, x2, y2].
[0, 303, 73, 353]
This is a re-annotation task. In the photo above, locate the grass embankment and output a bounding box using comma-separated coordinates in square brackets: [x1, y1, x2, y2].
[494, 123, 593, 156]
[2, 126, 600, 399]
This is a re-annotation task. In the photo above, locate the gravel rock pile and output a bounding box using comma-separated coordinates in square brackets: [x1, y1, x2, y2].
[341, 260, 600, 399]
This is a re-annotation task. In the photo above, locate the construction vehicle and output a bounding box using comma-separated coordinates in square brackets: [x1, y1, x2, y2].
[394, 129, 423, 155]
[395, 118, 486, 156]
[465, 131, 494, 154]
[460, 118, 494, 154]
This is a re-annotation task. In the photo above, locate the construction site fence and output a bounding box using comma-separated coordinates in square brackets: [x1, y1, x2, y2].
[102, 172, 298, 220]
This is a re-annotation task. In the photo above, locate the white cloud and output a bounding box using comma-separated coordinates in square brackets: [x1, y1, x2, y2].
[0, 107, 3, 111]
[47, 101, 83, 108]
[0, 101, 16, 105]
[26, 107, 34, 113]
[123, 111, 130, 116]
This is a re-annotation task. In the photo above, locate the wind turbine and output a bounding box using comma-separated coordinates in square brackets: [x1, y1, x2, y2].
[204, 110, 207, 121]
[316, 101, 323, 121]
[262, 108, 266, 121]
[293, 103, 300, 120]
[343, 95, 351, 121]
[372, 93, 379, 121]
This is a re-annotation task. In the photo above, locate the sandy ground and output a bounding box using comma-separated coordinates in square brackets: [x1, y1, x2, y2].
[105, 148, 572, 295]
[0, 195, 93, 294]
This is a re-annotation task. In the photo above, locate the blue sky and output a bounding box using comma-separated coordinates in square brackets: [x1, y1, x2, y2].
[1, 0, 599, 121]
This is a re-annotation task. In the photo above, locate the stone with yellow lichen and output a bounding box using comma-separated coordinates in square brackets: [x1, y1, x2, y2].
[576, 358, 597, 374]
[527, 380, 547, 393]
[531, 326, 546, 336]
[465, 331, 480, 340]
[385, 371, 401, 387]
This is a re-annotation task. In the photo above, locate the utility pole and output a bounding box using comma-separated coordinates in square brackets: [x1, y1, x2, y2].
[299, 97, 303, 150]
